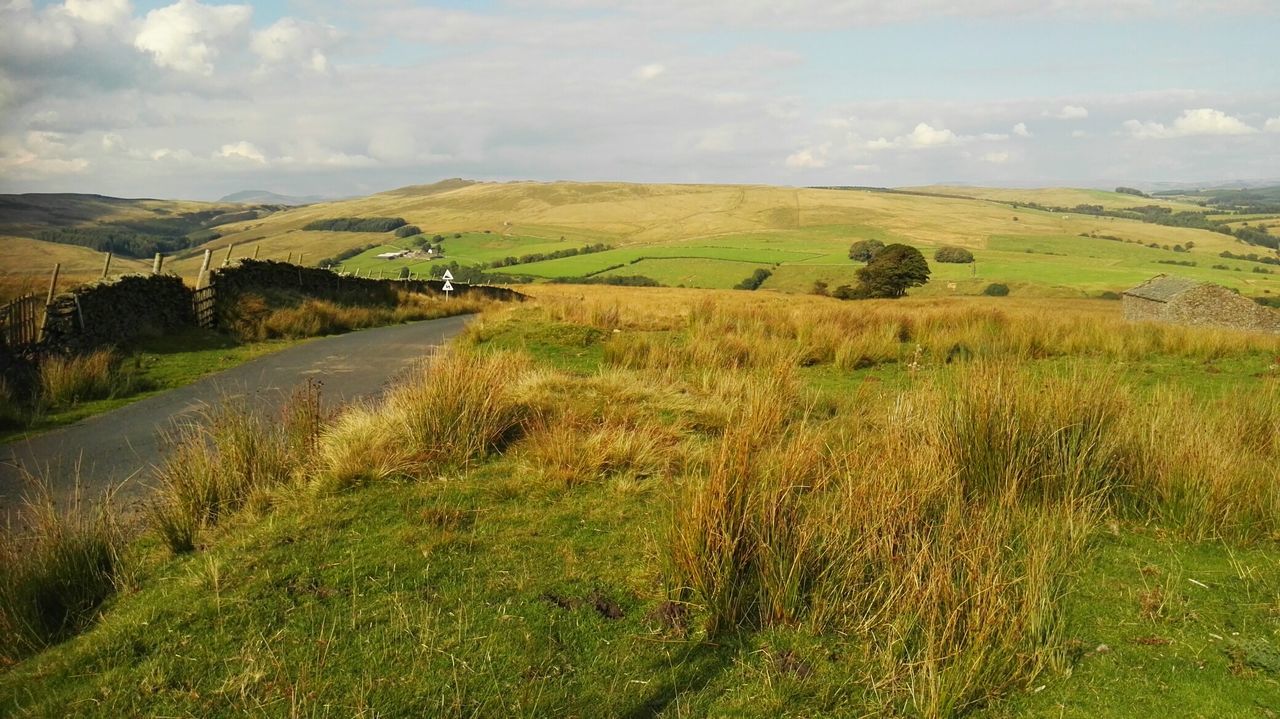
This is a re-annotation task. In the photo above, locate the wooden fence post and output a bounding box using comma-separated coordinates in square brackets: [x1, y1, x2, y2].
[253, 244, 260, 259]
[197, 249, 212, 290]
[298, 252, 305, 266]
[153, 252, 164, 274]
[46, 263, 60, 304]
[286, 252, 293, 264]
[101, 252, 112, 279]
[222, 242, 236, 267]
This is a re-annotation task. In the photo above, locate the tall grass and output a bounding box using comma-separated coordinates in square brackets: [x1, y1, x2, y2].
[226, 290, 489, 341]
[38, 349, 140, 411]
[316, 350, 532, 488]
[0, 473, 122, 663]
[148, 380, 327, 553]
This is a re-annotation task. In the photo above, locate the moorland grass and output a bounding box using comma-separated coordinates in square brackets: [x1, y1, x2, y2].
[3, 288, 1279, 717]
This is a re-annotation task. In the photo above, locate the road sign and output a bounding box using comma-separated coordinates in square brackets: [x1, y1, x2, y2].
[442, 280, 454, 292]
[442, 269, 454, 281]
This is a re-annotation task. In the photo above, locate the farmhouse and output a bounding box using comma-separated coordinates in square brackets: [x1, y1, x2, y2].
[1122, 274, 1280, 334]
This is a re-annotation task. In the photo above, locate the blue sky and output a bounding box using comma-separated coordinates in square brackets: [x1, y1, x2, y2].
[2, 0, 1279, 199]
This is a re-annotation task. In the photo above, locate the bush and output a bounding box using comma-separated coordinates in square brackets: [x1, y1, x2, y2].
[733, 268, 772, 291]
[934, 246, 975, 263]
[848, 239, 885, 262]
[394, 225, 422, 238]
[983, 283, 1010, 297]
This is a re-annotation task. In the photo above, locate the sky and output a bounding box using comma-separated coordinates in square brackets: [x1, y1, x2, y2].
[1, 0, 1279, 200]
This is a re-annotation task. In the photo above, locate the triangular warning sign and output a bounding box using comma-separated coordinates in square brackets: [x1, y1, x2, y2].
[441, 269, 454, 281]
[442, 280, 454, 292]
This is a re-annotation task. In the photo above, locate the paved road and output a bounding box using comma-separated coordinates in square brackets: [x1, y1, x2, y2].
[0, 314, 473, 517]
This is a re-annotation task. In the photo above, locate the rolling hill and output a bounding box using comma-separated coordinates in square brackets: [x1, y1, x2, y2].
[5, 181, 1280, 299]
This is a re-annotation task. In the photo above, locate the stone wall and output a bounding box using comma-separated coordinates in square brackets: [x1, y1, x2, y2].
[1121, 294, 1165, 323]
[1123, 285, 1280, 334]
[1165, 285, 1280, 334]
[42, 273, 196, 353]
[211, 260, 526, 315]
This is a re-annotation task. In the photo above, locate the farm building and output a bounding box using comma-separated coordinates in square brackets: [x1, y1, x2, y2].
[1122, 274, 1280, 334]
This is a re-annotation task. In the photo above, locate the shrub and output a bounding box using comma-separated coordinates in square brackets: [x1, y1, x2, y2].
[0, 472, 122, 661]
[934, 246, 975, 263]
[983, 283, 1010, 297]
[848, 239, 885, 262]
[733, 268, 772, 291]
[394, 225, 422, 238]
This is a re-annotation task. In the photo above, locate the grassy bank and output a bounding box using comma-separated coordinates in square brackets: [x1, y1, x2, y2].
[2, 287, 1278, 716]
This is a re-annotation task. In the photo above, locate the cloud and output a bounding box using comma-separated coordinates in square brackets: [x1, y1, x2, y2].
[251, 17, 339, 74]
[1012, 122, 1031, 137]
[1266, 117, 1280, 133]
[217, 140, 266, 163]
[785, 146, 827, 168]
[134, 0, 251, 75]
[634, 63, 665, 80]
[1049, 104, 1089, 119]
[867, 122, 959, 150]
[63, 0, 133, 26]
[1123, 108, 1257, 139]
[981, 151, 1010, 164]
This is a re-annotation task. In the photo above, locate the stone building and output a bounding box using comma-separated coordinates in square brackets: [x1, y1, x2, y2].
[1122, 274, 1280, 334]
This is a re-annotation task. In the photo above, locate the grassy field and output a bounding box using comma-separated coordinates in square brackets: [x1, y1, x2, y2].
[4, 181, 1280, 301]
[3, 285, 1279, 717]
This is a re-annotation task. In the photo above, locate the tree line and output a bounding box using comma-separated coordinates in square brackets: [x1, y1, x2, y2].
[303, 217, 408, 232]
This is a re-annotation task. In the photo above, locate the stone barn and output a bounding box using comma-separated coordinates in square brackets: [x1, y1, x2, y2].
[1121, 274, 1280, 334]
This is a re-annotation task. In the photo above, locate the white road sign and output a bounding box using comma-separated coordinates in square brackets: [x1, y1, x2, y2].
[441, 269, 454, 281]
[442, 280, 454, 292]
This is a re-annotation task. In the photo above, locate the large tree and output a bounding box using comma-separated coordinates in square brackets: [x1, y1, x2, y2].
[854, 244, 930, 298]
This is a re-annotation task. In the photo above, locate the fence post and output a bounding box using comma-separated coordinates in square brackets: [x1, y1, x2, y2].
[286, 252, 293, 264]
[153, 252, 164, 274]
[101, 252, 112, 279]
[253, 244, 260, 259]
[222, 242, 236, 267]
[46, 263, 60, 304]
[298, 252, 305, 266]
[197, 249, 212, 290]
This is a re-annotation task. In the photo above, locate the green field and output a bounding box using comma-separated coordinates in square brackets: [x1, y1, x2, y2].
[4, 181, 1280, 300]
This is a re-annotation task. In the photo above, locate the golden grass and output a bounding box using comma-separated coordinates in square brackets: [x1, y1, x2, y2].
[223, 290, 491, 341]
[38, 349, 138, 411]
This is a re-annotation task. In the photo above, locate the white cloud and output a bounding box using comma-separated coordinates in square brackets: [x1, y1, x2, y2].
[1266, 117, 1280, 133]
[1012, 122, 1031, 137]
[251, 17, 338, 74]
[634, 63, 665, 80]
[1123, 108, 1257, 139]
[981, 151, 1010, 164]
[867, 122, 959, 150]
[63, 0, 132, 26]
[217, 140, 265, 163]
[1050, 104, 1089, 119]
[1071, 129, 1089, 138]
[785, 146, 828, 169]
[134, 0, 251, 75]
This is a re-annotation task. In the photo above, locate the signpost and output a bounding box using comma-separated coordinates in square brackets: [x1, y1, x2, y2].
[442, 269, 454, 301]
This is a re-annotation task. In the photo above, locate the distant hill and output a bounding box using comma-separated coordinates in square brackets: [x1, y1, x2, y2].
[218, 190, 327, 206]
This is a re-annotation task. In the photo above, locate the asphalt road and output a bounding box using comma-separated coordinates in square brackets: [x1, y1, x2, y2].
[0, 314, 473, 518]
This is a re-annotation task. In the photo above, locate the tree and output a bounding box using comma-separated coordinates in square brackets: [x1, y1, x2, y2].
[398, 266, 411, 279]
[934, 246, 975, 263]
[848, 239, 885, 262]
[853, 244, 930, 298]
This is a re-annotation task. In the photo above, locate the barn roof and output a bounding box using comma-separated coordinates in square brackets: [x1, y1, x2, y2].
[1123, 274, 1204, 303]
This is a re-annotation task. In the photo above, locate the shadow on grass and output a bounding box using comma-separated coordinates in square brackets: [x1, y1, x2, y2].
[621, 641, 735, 719]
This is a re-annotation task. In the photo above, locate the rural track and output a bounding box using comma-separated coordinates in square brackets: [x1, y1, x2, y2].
[0, 314, 474, 519]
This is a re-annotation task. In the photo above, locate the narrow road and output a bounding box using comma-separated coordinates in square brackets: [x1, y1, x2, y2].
[0, 314, 474, 517]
